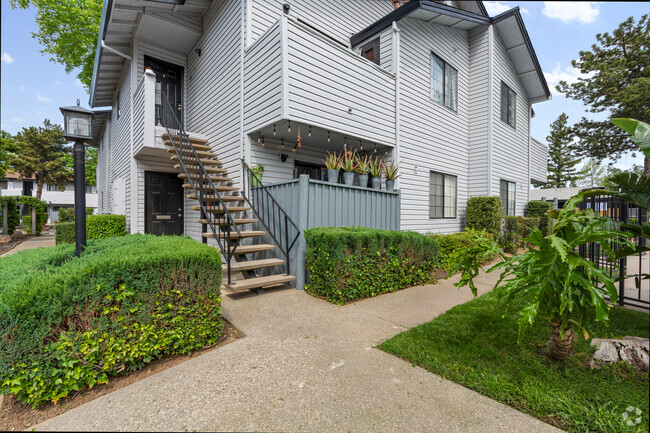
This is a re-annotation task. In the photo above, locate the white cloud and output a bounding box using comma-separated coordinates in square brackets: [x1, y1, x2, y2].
[542, 2, 600, 24]
[74, 79, 84, 88]
[11, 117, 25, 123]
[484, 2, 529, 16]
[35, 91, 51, 103]
[54, 80, 63, 86]
[543, 63, 583, 95]
[1, 53, 15, 64]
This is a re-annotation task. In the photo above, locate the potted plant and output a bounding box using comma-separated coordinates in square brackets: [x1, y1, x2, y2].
[356, 154, 371, 188]
[323, 151, 341, 184]
[384, 161, 400, 191]
[250, 163, 265, 186]
[368, 157, 383, 190]
[341, 148, 358, 186]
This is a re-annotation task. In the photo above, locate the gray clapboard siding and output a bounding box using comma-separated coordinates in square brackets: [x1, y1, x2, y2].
[132, 78, 146, 155]
[380, 28, 393, 71]
[530, 137, 547, 184]
[286, 18, 396, 146]
[243, 20, 282, 133]
[184, 0, 243, 242]
[490, 28, 530, 215]
[396, 18, 469, 234]
[96, 120, 111, 213]
[249, 0, 393, 45]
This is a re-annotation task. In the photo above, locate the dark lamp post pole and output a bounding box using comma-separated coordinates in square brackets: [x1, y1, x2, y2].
[60, 100, 94, 257]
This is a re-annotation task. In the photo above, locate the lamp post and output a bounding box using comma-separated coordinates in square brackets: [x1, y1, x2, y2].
[60, 100, 94, 257]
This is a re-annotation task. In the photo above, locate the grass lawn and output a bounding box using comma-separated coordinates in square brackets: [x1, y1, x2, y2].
[380, 290, 649, 432]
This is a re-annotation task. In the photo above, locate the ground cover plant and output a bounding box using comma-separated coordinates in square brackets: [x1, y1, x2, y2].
[0, 234, 223, 407]
[304, 227, 439, 304]
[381, 290, 649, 432]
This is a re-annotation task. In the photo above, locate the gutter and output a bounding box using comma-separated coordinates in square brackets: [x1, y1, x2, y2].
[89, 0, 113, 107]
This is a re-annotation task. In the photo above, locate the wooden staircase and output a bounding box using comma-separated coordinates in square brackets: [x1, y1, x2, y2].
[163, 133, 295, 292]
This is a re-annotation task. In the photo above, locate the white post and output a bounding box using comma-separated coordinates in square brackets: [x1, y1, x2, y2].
[143, 69, 157, 146]
[31, 207, 36, 235]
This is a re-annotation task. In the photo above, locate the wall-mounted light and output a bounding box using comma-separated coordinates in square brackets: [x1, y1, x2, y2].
[280, 153, 288, 162]
[283, 3, 290, 14]
[195, 48, 202, 57]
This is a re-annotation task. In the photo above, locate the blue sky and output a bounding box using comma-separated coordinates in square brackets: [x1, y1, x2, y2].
[1, 0, 647, 169]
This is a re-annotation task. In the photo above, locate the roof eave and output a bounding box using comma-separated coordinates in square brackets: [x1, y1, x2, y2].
[89, 0, 113, 108]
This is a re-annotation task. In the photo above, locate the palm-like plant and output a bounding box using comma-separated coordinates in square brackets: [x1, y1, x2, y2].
[368, 157, 383, 178]
[322, 151, 341, 170]
[384, 161, 401, 180]
[356, 154, 372, 174]
[341, 148, 358, 172]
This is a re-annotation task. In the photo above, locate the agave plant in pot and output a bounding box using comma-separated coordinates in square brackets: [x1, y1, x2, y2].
[368, 157, 383, 190]
[322, 151, 341, 184]
[356, 154, 372, 188]
[384, 161, 400, 191]
[341, 147, 358, 186]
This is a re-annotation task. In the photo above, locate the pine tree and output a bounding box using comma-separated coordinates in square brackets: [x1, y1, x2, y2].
[544, 113, 581, 188]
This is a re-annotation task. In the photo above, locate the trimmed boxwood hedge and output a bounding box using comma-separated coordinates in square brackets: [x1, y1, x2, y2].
[55, 214, 126, 245]
[525, 200, 554, 236]
[304, 227, 440, 305]
[465, 196, 503, 238]
[428, 231, 498, 271]
[0, 234, 222, 407]
[58, 207, 96, 223]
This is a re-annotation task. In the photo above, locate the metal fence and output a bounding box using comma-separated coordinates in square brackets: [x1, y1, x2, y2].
[578, 193, 648, 311]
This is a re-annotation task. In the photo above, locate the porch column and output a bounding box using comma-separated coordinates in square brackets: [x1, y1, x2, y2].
[294, 175, 310, 290]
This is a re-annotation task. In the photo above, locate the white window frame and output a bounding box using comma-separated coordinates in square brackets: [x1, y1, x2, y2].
[430, 53, 458, 112]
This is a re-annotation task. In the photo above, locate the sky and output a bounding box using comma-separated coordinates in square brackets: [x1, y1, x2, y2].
[1, 0, 648, 170]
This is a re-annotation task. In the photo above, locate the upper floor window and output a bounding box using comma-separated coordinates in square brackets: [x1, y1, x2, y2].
[86, 184, 97, 194]
[430, 171, 457, 219]
[500, 179, 516, 216]
[360, 38, 380, 66]
[47, 183, 62, 192]
[430, 53, 458, 111]
[500, 82, 516, 127]
[0, 180, 7, 190]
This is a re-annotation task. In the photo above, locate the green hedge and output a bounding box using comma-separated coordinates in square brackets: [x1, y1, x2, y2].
[58, 207, 95, 223]
[499, 216, 540, 253]
[428, 231, 498, 271]
[465, 196, 503, 238]
[0, 234, 222, 407]
[304, 227, 440, 304]
[55, 215, 126, 245]
[525, 201, 554, 236]
[23, 212, 48, 235]
[0, 197, 19, 235]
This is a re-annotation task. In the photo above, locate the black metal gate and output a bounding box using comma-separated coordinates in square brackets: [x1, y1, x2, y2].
[578, 193, 648, 311]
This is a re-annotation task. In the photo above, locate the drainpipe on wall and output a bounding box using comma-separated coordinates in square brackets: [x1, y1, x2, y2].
[486, 24, 494, 197]
[393, 21, 401, 190]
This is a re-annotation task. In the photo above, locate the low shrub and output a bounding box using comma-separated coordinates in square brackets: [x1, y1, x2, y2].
[0, 196, 19, 235]
[58, 207, 96, 223]
[23, 212, 48, 235]
[304, 227, 440, 305]
[465, 196, 503, 238]
[0, 234, 222, 407]
[428, 230, 498, 271]
[499, 216, 540, 253]
[525, 201, 554, 236]
[55, 215, 126, 245]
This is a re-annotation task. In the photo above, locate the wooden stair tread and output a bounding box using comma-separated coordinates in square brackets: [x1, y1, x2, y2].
[174, 164, 227, 174]
[182, 183, 238, 191]
[197, 218, 258, 225]
[224, 274, 296, 291]
[163, 140, 212, 151]
[188, 194, 244, 202]
[203, 230, 266, 239]
[179, 173, 233, 182]
[171, 155, 222, 166]
[192, 205, 250, 213]
[224, 258, 285, 273]
[231, 244, 276, 255]
[167, 148, 217, 158]
[161, 133, 209, 145]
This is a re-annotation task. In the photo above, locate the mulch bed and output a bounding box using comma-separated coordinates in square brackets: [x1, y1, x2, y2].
[0, 238, 26, 256]
[1, 321, 243, 431]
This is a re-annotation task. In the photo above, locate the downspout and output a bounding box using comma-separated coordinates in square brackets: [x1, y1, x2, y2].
[129, 41, 137, 233]
[101, 40, 132, 61]
[239, 0, 248, 182]
[393, 21, 401, 187]
[527, 104, 532, 208]
[486, 24, 494, 196]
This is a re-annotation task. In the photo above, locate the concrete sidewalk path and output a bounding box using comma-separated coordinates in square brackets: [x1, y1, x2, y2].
[34, 269, 561, 432]
[0, 228, 55, 257]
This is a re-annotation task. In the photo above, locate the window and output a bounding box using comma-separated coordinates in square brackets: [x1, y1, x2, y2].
[500, 179, 516, 216]
[429, 171, 457, 218]
[360, 38, 380, 66]
[430, 53, 458, 111]
[500, 82, 516, 127]
[86, 184, 97, 194]
[46, 183, 62, 192]
[0, 180, 7, 189]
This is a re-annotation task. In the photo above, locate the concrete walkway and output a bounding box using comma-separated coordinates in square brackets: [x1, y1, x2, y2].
[34, 269, 561, 432]
[0, 228, 55, 257]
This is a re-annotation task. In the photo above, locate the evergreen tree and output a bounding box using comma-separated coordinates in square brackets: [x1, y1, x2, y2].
[544, 113, 581, 188]
[579, 159, 607, 188]
[0, 131, 20, 178]
[11, 120, 71, 199]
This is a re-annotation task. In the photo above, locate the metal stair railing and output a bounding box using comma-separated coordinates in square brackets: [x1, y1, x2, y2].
[241, 159, 300, 276]
[160, 91, 241, 284]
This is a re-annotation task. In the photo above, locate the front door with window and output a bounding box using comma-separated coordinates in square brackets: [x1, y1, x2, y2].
[144, 56, 183, 126]
[145, 172, 184, 236]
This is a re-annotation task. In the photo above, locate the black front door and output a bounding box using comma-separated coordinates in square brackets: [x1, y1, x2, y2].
[145, 172, 184, 236]
[22, 180, 33, 196]
[144, 56, 183, 126]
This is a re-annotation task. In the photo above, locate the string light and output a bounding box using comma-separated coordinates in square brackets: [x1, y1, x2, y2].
[293, 143, 297, 152]
[327, 131, 330, 143]
[273, 124, 277, 136]
[344, 136, 347, 146]
[281, 139, 285, 148]
[261, 136, 265, 146]
[257, 132, 261, 143]
[373, 143, 377, 153]
[360, 141, 364, 151]
[308, 125, 312, 137]
[288, 120, 291, 133]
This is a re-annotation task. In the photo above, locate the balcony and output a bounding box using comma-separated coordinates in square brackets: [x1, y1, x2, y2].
[243, 16, 397, 147]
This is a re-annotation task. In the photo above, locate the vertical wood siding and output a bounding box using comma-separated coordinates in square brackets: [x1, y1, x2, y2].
[397, 19, 470, 234]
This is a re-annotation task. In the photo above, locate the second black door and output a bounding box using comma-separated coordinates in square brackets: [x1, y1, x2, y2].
[145, 171, 184, 236]
[144, 56, 183, 126]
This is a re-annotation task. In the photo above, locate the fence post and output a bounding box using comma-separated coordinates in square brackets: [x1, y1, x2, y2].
[294, 175, 309, 290]
[31, 207, 36, 236]
[618, 198, 628, 306]
[2, 203, 7, 235]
